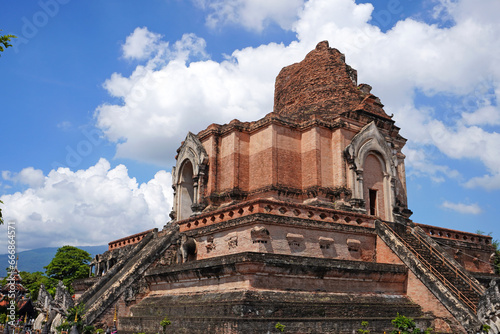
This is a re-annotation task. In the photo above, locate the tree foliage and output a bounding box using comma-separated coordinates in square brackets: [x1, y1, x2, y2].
[391, 313, 432, 334]
[0, 31, 16, 56]
[44, 246, 91, 291]
[66, 304, 85, 327]
[275, 322, 286, 332]
[481, 324, 491, 333]
[0, 270, 57, 300]
[160, 315, 171, 331]
[19, 271, 57, 300]
[357, 321, 370, 334]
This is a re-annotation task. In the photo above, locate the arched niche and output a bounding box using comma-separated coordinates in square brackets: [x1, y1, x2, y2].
[178, 160, 195, 220]
[171, 132, 209, 221]
[345, 122, 402, 221]
[362, 152, 386, 218]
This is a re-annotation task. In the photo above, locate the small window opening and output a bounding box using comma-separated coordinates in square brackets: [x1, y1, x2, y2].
[369, 189, 377, 216]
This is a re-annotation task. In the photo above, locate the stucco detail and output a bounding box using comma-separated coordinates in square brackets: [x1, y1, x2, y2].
[345, 121, 407, 221]
[171, 132, 209, 221]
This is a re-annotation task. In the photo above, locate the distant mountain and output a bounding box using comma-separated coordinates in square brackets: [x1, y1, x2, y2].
[0, 245, 108, 273]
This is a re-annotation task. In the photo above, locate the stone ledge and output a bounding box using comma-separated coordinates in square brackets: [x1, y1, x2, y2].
[177, 198, 376, 233]
[181, 213, 376, 239]
[119, 290, 430, 334]
[144, 252, 408, 296]
[146, 251, 406, 277]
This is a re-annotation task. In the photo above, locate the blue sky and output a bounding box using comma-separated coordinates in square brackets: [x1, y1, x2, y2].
[1, 0, 499, 252]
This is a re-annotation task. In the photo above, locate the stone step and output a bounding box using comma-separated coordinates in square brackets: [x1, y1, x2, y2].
[394, 229, 481, 307]
[83, 225, 179, 324]
[119, 315, 434, 334]
[119, 291, 429, 334]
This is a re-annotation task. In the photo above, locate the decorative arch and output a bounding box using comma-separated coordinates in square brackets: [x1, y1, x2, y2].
[363, 152, 386, 217]
[171, 132, 209, 221]
[178, 159, 195, 220]
[345, 122, 402, 221]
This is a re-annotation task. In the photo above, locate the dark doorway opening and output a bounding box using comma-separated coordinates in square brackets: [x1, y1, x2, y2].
[369, 189, 377, 216]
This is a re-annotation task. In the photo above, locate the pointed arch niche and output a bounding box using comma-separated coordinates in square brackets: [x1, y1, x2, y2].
[178, 160, 195, 219]
[345, 122, 400, 222]
[172, 132, 209, 221]
[363, 153, 386, 218]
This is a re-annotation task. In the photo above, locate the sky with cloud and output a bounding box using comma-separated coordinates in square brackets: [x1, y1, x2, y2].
[1, 0, 499, 252]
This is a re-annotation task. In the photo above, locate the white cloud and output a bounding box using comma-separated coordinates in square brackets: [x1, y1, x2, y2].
[2, 171, 11, 181]
[96, 35, 301, 166]
[441, 201, 482, 215]
[464, 173, 500, 190]
[122, 27, 165, 60]
[404, 147, 460, 183]
[0, 159, 173, 251]
[462, 106, 500, 126]
[193, 0, 304, 31]
[2, 167, 45, 188]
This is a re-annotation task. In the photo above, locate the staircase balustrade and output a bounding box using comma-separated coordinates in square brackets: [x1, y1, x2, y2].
[381, 221, 480, 313]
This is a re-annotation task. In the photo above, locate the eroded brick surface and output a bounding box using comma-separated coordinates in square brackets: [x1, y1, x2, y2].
[274, 41, 391, 122]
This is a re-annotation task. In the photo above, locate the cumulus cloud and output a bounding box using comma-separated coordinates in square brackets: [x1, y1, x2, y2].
[96, 35, 301, 166]
[122, 27, 165, 60]
[441, 201, 482, 215]
[93, 0, 500, 190]
[193, 0, 303, 31]
[0, 159, 173, 251]
[2, 167, 45, 188]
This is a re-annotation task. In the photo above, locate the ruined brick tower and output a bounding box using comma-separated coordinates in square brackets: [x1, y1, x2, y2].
[75, 42, 499, 334]
[171, 41, 409, 224]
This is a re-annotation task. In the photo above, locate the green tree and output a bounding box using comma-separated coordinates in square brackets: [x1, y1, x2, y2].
[19, 271, 57, 300]
[44, 246, 91, 292]
[0, 31, 16, 56]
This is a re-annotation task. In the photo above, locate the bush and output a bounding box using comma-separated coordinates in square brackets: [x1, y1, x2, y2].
[358, 321, 370, 334]
[275, 322, 286, 332]
[160, 315, 171, 332]
[391, 313, 432, 334]
[56, 321, 71, 333]
[83, 325, 95, 334]
[481, 324, 491, 333]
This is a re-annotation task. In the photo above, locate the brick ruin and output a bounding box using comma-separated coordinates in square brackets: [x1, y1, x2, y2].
[73, 41, 499, 333]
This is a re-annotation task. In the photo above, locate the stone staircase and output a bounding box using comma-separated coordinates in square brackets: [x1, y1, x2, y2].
[376, 220, 483, 332]
[396, 225, 483, 309]
[78, 231, 156, 308]
[80, 224, 179, 324]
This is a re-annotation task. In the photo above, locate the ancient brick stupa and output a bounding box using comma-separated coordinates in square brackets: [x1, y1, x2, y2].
[74, 41, 499, 334]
